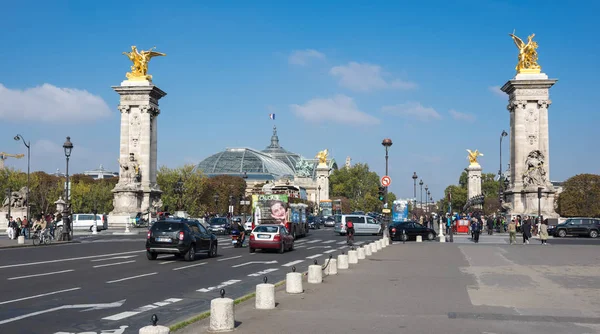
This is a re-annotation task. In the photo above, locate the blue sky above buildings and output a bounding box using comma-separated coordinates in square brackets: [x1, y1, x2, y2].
[0, 0, 598, 199]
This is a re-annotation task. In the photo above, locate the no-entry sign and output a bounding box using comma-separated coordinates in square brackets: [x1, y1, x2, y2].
[381, 175, 391, 187]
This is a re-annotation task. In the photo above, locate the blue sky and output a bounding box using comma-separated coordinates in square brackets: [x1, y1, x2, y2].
[1, 0, 598, 200]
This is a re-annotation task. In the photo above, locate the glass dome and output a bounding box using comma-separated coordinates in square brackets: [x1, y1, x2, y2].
[195, 148, 295, 179]
[262, 125, 301, 172]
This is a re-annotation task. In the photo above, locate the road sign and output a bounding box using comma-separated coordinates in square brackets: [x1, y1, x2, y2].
[381, 175, 392, 187]
[382, 208, 391, 214]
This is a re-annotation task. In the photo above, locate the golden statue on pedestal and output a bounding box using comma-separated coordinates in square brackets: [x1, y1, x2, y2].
[123, 46, 166, 81]
[316, 149, 329, 165]
[467, 149, 484, 166]
[509, 30, 541, 74]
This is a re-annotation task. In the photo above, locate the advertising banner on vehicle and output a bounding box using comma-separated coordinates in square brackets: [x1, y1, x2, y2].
[252, 194, 289, 226]
[392, 199, 410, 222]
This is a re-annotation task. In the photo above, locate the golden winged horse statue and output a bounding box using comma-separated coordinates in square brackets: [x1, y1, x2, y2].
[467, 149, 484, 166]
[123, 46, 166, 81]
[509, 30, 541, 74]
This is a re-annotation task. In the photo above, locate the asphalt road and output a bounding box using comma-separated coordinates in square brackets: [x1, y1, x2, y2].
[0, 228, 383, 334]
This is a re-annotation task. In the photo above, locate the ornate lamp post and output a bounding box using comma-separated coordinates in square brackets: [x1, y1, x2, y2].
[499, 130, 508, 205]
[175, 177, 184, 211]
[381, 138, 393, 205]
[412, 172, 418, 216]
[425, 185, 429, 215]
[419, 179, 424, 217]
[213, 194, 219, 215]
[13, 134, 30, 224]
[62, 136, 73, 241]
[317, 185, 321, 215]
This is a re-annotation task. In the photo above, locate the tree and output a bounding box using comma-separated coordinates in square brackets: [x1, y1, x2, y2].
[331, 196, 352, 214]
[329, 163, 382, 213]
[557, 174, 600, 217]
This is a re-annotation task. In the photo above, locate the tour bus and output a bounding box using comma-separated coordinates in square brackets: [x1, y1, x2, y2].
[251, 194, 308, 239]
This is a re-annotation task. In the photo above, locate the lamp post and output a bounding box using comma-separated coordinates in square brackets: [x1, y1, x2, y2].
[62, 136, 73, 241]
[213, 194, 219, 215]
[419, 179, 423, 217]
[13, 134, 30, 224]
[381, 138, 393, 205]
[412, 172, 418, 217]
[499, 130, 508, 205]
[425, 185, 429, 215]
[317, 185, 321, 215]
[175, 177, 184, 212]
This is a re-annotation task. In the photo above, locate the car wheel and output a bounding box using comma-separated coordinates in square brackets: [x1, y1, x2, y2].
[427, 232, 434, 241]
[292, 229, 296, 239]
[557, 229, 567, 238]
[146, 251, 157, 260]
[208, 242, 217, 258]
[590, 230, 598, 238]
[278, 242, 284, 254]
[249, 247, 255, 253]
[184, 244, 196, 261]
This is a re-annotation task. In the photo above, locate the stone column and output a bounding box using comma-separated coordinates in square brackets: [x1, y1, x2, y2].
[501, 73, 558, 218]
[315, 164, 331, 201]
[466, 164, 482, 209]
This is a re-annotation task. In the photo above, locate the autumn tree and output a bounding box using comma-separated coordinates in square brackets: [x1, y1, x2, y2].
[557, 174, 600, 217]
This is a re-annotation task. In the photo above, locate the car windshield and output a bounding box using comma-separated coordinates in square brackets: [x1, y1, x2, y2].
[153, 221, 182, 231]
[254, 225, 279, 233]
[209, 218, 228, 225]
[334, 215, 341, 223]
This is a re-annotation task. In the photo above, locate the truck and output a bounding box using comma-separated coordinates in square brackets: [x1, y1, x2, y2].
[251, 194, 308, 239]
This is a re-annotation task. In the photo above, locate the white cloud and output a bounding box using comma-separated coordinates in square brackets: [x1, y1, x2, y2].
[0, 83, 111, 123]
[381, 102, 441, 121]
[290, 94, 380, 125]
[449, 109, 476, 122]
[288, 49, 326, 66]
[329, 62, 416, 92]
[488, 85, 505, 97]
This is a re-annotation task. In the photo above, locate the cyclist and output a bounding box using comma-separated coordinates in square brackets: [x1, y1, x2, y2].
[346, 219, 355, 245]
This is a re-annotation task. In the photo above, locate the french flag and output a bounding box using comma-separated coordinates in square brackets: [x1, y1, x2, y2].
[269, 113, 275, 120]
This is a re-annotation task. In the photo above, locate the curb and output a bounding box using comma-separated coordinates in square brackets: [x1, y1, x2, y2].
[169, 279, 287, 332]
[0, 240, 80, 249]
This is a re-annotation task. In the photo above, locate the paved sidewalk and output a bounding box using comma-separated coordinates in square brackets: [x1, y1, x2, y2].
[0, 236, 73, 248]
[179, 242, 600, 334]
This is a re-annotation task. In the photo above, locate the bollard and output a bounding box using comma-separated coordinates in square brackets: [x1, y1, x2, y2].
[17, 236, 25, 245]
[416, 235, 423, 242]
[357, 247, 366, 260]
[380, 238, 387, 248]
[370, 242, 378, 253]
[324, 258, 337, 275]
[255, 276, 275, 310]
[308, 260, 322, 284]
[376, 240, 382, 251]
[365, 244, 372, 256]
[286, 266, 303, 294]
[210, 289, 235, 332]
[139, 314, 170, 334]
[348, 249, 358, 264]
[439, 235, 446, 243]
[337, 253, 349, 270]
[383, 237, 389, 246]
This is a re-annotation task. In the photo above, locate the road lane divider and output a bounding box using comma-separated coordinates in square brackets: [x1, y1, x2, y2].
[336, 241, 346, 245]
[217, 255, 242, 262]
[323, 249, 337, 254]
[295, 245, 307, 248]
[282, 260, 304, 267]
[7, 269, 74, 280]
[248, 268, 278, 277]
[172, 262, 207, 271]
[106, 272, 157, 284]
[159, 261, 177, 265]
[322, 240, 336, 244]
[232, 260, 277, 268]
[0, 287, 81, 306]
[197, 279, 241, 293]
[307, 245, 331, 250]
[0, 250, 145, 269]
[93, 260, 136, 268]
[90, 255, 137, 262]
[102, 298, 182, 321]
[306, 254, 323, 259]
[305, 239, 322, 244]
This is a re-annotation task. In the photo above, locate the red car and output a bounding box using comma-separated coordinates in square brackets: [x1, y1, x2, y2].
[249, 224, 294, 253]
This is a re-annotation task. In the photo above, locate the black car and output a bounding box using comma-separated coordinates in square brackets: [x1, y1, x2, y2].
[146, 219, 218, 261]
[308, 216, 320, 229]
[551, 218, 600, 238]
[388, 221, 436, 241]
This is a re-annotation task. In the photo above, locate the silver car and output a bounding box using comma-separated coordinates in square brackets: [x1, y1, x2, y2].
[334, 214, 381, 236]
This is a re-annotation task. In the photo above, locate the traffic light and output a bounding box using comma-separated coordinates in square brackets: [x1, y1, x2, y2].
[537, 187, 543, 199]
[378, 186, 385, 202]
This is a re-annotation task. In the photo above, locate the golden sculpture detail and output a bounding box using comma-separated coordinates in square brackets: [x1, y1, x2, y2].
[509, 30, 541, 74]
[316, 149, 329, 165]
[123, 46, 166, 81]
[466, 149, 484, 166]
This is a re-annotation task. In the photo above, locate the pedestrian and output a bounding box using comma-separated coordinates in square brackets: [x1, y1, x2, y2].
[522, 218, 532, 244]
[473, 218, 481, 243]
[539, 219, 549, 245]
[508, 219, 517, 245]
[21, 216, 29, 239]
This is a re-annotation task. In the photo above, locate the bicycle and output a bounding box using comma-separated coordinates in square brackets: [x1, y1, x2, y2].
[32, 228, 53, 246]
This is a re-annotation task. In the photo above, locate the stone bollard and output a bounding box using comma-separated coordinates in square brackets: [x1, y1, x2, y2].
[256, 277, 275, 310]
[383, 237, 389, 246]
[139, 315, 170, 334]
[357, 247, 366, 260]
[365, 244, 372, 256]
[370, 242, 378, 253]
[416, 235, 423, 242]
[337, 252, 349, 270]
[376, 240, 382, 251]
[17, 236, 25, 245]
[348, 249, 358, 264]
[439, 235, 446, 243]
[308, 260, 323, 284]
[210, 289, 235, 332]
[380, 238, 387, 248]
[286, 267, 303, 294]
[324, 257, 338, 275]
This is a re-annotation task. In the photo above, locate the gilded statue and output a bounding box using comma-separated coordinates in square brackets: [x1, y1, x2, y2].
[466, 149, 484, 166]
[316, 149, 329, 165]
[123, 46, 166, 81]
[509, 30, 541, 74]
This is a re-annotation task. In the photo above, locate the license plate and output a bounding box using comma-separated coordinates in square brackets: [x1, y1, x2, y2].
[156, 237, 171, 242]
[258, 234, 270, 239]
[232, 240, 237, 244]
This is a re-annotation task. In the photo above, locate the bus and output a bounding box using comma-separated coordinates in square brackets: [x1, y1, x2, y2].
[251, 194, 308, 239]
[333, 199, 342, 215]
[319, 200, 333, 217]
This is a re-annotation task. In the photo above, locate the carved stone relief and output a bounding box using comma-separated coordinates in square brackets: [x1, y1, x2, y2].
[514, 89, 548, 96]
[523, 150, 547, 187]
[130, 113, 141, 148]
[118, 105, 131, 113]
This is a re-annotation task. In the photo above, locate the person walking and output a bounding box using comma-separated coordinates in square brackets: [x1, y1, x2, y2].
[508, 218, 517, 245]
[472, 219, 481, 243]
[522, 218, 532, 244]
[539, 219, 549, 245]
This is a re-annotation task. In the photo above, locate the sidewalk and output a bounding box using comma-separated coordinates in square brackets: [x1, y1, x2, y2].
[0, 236, 74, 249]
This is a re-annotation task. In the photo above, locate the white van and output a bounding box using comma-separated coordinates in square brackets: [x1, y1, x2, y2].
[56, 214, 108, 232]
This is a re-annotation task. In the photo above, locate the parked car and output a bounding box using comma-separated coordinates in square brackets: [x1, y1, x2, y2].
[56, 213, 108, 232]
[146, 219, 218, 261]
[388, 221, 436, 241]
[207, 217, 231, 235]
[323, 216, 336, 227]
[334, 214, 381, 236]
[551, 217, 600, 238]
[249, 224, 294, 253]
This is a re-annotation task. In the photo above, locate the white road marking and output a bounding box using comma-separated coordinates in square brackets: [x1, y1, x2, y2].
[282, 260, 304, 267]
[222, 246, 233, 249]
[306, 239, 322, 244]
[307, 246, 331, 250]
[102, 298, 182, 321]
[106, 272, 157, 284]
[93, 260, 136, 268]
[306, 254, 323, 259]
[172, 262, 207, 271]
[217, 255, 242, 262]
[324, 249, 337, 254]
[7, 269, 74, 280]
[294, 239, 308, 244]
[338, 245, 348, 250]
[90, 255, 137, 262]
[336, 241, 346, 245]
[322, 240, 336, 244]
[0, 299, 125, 325]
[159, 261, 176, 265]
[232, 260, 277, 268]
[248, 268, 278, 277]
[197, 279, 241, 292]
[0, 287, 81, 306]
[354, 241, 364, 245]
[102, 311, 139, 321]
[0, 250, 145, 270]
[295, 245, 307, 248]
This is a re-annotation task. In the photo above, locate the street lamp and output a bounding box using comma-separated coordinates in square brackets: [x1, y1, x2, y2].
[381, 139, 393, 205]
[317, 185, 321, 215]
[13, 134, 30, 224]
[425, 185, 429, 215]
[419, 179, 424, 217]
[175, 177, 184, 211]
[499, 130, 508, 204]
[213, 194, 219, 215]
[412, 172, 418, 216]
[62, 136, 73, 241]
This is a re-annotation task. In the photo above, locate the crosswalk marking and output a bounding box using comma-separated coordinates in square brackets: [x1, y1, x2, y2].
[336, 241, 347, 245]
[306, 239, 322, 244]
[322, 240, 336, 244]
[306, 254, 323, 259]
[282, 260, 304, 267]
